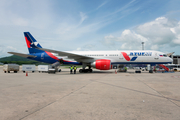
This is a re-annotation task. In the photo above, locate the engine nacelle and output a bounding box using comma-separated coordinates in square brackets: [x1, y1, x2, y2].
[52, 62, 60, 68]
[91, 59, 111, 70]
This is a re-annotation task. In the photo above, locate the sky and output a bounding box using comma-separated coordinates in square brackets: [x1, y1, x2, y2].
[1, 0, 180, 58]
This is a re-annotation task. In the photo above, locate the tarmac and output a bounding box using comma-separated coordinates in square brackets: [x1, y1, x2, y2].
[0, 66, 180, 120]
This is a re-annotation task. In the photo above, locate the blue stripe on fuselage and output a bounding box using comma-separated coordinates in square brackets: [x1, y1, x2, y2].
[28, 52, 58, 64]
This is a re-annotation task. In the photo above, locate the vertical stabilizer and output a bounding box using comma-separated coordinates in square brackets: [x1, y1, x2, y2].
[24, 32, 43, 54]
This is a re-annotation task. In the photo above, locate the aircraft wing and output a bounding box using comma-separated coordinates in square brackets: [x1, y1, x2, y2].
[35, 47, 94, 62]
[8, 52, 37, 58]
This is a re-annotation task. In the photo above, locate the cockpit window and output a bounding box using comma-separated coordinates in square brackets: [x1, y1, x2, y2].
[163, 54, 167, 57]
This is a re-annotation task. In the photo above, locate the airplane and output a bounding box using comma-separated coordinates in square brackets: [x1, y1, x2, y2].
[8, 32, 173, 73]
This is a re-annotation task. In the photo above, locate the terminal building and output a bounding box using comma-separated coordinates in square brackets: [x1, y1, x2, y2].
[170, 55, 180, 64]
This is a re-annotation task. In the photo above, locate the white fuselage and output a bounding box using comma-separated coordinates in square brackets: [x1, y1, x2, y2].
[54, 50, 173, 64]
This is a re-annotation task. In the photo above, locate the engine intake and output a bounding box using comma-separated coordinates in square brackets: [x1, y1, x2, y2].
[91, 59, 111, 70]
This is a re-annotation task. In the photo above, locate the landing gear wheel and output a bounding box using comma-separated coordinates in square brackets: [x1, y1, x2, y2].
[79, 69, 82, 73]
[84, 69, 88, 73]
[89, 69, 93, 73]
[149, 70, 153, 73]
[81, 69, 86, 73]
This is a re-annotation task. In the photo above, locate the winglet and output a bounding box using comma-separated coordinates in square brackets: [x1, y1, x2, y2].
[166, 52, 175, 57]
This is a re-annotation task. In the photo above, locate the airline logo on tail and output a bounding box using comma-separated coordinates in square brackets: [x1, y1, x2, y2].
[24, 32, 42, 49]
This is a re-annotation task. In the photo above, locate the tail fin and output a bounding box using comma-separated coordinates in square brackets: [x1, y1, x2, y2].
[24, 32, 43, 54]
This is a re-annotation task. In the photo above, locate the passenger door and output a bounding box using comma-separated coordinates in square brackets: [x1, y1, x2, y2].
[154, 52, 159, 60]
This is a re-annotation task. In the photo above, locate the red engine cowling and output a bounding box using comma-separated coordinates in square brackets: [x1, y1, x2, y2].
[91, 59, 111, 70]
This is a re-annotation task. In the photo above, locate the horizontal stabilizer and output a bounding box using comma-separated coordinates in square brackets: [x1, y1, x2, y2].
[8, 52, 36, 58]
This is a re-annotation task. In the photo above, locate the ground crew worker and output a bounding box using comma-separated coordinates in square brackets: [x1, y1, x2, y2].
[74, 66, 77, 74]
[69, 66, 73, 74]
[155, 67, 157, 72]
[124, 67, 127, 72]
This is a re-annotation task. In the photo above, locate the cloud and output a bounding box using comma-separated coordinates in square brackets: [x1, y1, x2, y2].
[135, 17, 176, 45]
[0, 45, 20, 58]
[55, 18, 109, 41]
[96, 1, 107, 10]
[0, 0, 180, 58]
[135, 17, 180, 47]
[76, 47, 81, 51]
[103, 30, 148, 50]
[13, 17, 28, 26]
[0, 0, 52, 29]
[102, 17, 180, 51]
[75, 44, 97, 51]
[110, 0, 137, 15]
[79, 12, 88, 25]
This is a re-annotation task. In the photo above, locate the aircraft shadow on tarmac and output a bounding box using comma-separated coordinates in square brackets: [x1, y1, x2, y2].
[48, 70, 152, 75]
[50, 71, 114, 75]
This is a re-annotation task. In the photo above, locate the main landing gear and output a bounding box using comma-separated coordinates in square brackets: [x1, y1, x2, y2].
[79, 63, 93, 73]
[79, 69, 93, 73]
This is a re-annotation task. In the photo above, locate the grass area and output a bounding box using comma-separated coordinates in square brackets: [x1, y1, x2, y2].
[0, 55, 49, 65]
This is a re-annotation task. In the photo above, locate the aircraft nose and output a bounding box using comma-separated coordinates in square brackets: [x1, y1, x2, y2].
[169, 57, 173, 63]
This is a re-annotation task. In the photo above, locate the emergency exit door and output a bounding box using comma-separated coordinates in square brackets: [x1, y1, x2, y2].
[119, 52, 124, 59]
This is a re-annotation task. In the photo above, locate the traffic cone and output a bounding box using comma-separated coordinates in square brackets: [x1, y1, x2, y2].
[26, 72, 28, 76]
[115, 70, 117, 74]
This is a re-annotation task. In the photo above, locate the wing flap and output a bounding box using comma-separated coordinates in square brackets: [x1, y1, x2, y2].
[8, 52, 36, 58]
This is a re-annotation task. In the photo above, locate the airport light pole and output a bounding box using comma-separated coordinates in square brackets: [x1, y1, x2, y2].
[142, 42, 144, 50]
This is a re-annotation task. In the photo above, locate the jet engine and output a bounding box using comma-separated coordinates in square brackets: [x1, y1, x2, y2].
[91, 59, 111, 70]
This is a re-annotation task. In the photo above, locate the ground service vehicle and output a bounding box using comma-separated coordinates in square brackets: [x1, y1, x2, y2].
[165, 64, 180, 71]
[22, 64, 36, 73]
[38, 65, 49, 73]
[3, 64, 19, 73]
